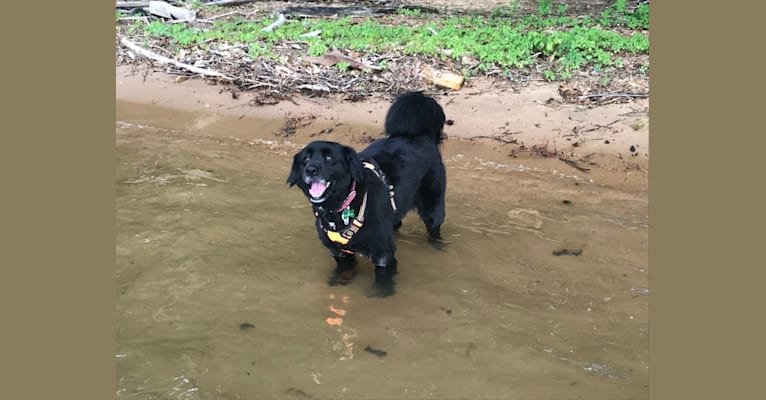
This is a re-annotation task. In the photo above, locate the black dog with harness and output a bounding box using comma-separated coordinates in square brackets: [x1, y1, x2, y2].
[287, 92, 447, 298]
[314, 160, 397, 255]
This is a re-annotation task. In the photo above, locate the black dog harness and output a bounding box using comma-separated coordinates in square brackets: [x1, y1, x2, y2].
[315, 161, 397, 254]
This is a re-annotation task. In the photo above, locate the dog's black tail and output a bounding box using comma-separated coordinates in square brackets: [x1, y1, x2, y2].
[384, 91, 446, 145]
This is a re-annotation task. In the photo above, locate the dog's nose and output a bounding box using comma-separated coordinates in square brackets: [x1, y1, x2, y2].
[305, 165, 319, 176]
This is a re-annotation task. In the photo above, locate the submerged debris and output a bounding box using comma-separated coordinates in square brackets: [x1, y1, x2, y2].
[552, 248, 583, 256]
[239, 322, 255, 330]
[364, 345, 387, 357]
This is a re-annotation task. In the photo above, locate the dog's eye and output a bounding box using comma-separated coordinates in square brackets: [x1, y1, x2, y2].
[325, 155, 333, 161]
[303, 155, 310, 163]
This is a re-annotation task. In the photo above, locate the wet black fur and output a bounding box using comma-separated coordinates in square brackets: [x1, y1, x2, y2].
[287, 92, 447, 297]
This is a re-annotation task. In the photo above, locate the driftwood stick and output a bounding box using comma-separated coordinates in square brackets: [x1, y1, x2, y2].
[558, 157, 591, 172]
[120, 37, 235, 80]
[116, 1, 153, 8]
[207, 9, 258, 20]
[578, 92, 648, 100]
[116, 1, 255, 9]
[262, 14, 287, 32]
[148, 1, 196, 21]
[206, 0, 258, 6]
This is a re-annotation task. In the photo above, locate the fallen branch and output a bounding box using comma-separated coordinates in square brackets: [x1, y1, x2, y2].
[206, 9, 258, 20]
[469, 135, 518, 145]
[558, 157, 591, 172]
[116, 0, 256, 8]
[262, 14, 287, 32]
[206, 0, 258, 6]
[148, 1, 195, 21]
[117, 16, 150, 21]
[582, 119, 621, 133]
[116, 1, 153, 8]
[300, 30, 322, 38]
[120, 37, 235, 81]
[578, 92, 648, 100]
[297, 84, 331, 92]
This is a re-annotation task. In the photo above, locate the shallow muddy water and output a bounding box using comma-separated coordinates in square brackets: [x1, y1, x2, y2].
[116, 101, 648, 399]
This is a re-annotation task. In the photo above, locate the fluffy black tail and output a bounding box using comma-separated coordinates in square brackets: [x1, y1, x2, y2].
[384, 91, 446, 144]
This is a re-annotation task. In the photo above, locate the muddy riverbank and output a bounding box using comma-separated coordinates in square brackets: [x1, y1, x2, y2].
[116, 67, 648, 398]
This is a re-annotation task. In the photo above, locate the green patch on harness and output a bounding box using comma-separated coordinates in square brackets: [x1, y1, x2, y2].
[341, 207, 355, 225]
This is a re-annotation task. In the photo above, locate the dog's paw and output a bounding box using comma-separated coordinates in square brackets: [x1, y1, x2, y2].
[327, 267, 358, 286]
[367, 281, 396, 298]
[368, 267, 397, 298]
[428, 237, 451, 251]
[368, 268, 396, 298]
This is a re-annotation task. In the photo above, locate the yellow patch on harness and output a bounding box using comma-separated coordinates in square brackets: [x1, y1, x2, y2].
[326, 230, 350, 245]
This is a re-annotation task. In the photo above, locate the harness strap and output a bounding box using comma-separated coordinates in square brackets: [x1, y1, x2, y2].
[316, 161, 396, 254]
[362, 161, 398, 213]
[319, 190, 368, 247]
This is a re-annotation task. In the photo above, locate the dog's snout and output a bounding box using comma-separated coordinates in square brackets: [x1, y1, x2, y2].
[305, 164, 320, 176]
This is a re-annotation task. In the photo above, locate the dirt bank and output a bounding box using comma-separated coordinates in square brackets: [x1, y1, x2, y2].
[117, 65, 648, 189]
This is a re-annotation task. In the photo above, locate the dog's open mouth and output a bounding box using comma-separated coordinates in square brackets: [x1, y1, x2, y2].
[308, 178, 332, 203]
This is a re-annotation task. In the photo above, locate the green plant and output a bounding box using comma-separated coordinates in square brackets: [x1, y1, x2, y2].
[133, 6, 649, 82]
[397, 8, 422, 16]
[248, 43, 276, 59]
[490, 0, 520, 18]
[537, 0, 553, 16]
[335, 61, 350, 71]
[626, 3, 650, 29]
[599, 0, 649, 29]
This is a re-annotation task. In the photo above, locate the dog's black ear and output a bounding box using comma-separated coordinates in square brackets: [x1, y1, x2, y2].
[286, 152, 302, 186]
[343, 146, 365, 183]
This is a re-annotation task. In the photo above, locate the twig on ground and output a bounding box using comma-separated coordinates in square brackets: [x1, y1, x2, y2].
[582, 119, 621, 133]
[298, 84, 331, 92]
[300, 30, 322, 38]
[618, 108, 649, 117]
[120, 37, 237, 81]
[206, 0, 258, 6]
[206, 10, 259, 20]
[117, 16, 150, 23]
[262, 14, 287, 32]
[116, 1, 153, 8]
[470, 135, 518, 145]
[578, 92, 648, 100]
[558, 157, 591, 172]
[147, 1, 195, 22]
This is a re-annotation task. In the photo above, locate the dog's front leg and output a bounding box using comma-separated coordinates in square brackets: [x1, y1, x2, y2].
[327, 251, 358, 286]
[369, 253, 398, 298]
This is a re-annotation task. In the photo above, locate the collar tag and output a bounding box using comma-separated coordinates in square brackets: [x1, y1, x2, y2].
[341, 207, 355, 225]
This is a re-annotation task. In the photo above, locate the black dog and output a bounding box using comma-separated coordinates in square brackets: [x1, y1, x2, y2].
[287, 92, 447, 297]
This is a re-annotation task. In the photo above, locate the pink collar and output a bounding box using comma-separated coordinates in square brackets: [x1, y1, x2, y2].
[336, 181, 357, 212]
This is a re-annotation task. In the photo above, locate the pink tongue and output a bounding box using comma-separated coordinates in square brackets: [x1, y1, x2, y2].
[309, 181, 327, 198]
